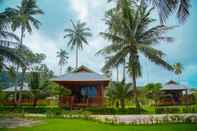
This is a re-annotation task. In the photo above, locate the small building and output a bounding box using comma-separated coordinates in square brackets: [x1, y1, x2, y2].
[1, 83, 32, 105]
[159, 81, 190, 105]
[52, 65, 110, 109]
[3, 83, 30, 93]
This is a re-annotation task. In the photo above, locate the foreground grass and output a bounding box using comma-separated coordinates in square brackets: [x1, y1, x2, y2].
[1, 119, 197, 131]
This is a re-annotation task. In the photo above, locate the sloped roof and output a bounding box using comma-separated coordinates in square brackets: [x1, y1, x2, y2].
[3, 83, 30, 92]
[161, 81, 188, 91]
[51, 65, 110, 82]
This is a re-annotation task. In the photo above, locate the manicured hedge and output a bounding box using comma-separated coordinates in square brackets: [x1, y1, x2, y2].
[155, 106, 197, 114]
[0, 106, 63, 114]
[155, 107, 181, 114]
[85, 107, 147, 115]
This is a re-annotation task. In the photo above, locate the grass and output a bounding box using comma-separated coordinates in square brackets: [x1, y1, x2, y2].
[0, 119, 197, 131]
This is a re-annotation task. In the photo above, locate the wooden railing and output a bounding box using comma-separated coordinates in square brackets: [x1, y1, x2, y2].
[59, 96, 103, 108]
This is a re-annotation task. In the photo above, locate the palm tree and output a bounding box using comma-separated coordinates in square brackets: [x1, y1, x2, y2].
[64, 20, 92, 68]
[0, 11, 25, 70]
[57, 49, 69, 75]
[173, 62, 183, 81]
[107, 81, 132, 109]
[109, 0, 190, 24]
[144, 83, 162, 107]
[98, 2, 174, 112]
[66, 66, 74, 73]
[5, 0, 43, 104]
[6, 0, 43, 48]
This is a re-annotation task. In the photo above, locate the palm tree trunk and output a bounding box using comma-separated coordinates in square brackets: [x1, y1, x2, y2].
[16, 26, 25, 105]
[131, 62, 141, 113]
[33, 97, 38, 107]
[76, 46, 78, 69]
[60, 65, 62, 75]
[18, 68, 26, 105]
[120, 98, 125, 109]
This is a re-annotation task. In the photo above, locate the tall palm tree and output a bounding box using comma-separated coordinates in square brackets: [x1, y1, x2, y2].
[64, 20, 92, 68]
[6, 0, 43, 48]
[109, 0, 190, 24]
[173, 62, 183, 81]
[98, 2, 174, 112]
[57, 49, 69, 75]
[5, 0, 43, 104]
[0, 11, 25, 70]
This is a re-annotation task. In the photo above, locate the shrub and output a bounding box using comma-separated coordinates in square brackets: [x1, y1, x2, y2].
[182, 106, 197, 113]
[85, 107, 147, 115]
[155, 107, 181, 114]
[0, 106, 64, 114]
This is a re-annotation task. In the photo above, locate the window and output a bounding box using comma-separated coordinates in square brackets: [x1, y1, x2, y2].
[81, 86, 97, 97]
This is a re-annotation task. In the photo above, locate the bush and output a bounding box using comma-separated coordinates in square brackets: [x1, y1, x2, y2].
[85, 107, 147, 115]
[0, 106, 64, 114]
[155, 107, 181, 114]
[155, 106, 197, 114]
[182, 106, 197, 113]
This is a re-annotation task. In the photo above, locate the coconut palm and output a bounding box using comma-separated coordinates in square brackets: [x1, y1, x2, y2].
[5, 0, 43, 47]
[173, 62, 183, 81]
[66, 66, 74, 73]
[0, 11, 25, 70]
[98, 3, 174, 112]
[5, 0, 43, 104]
[64, 20, 92, 68]
[107, 81, 132, 109]
[57, 49, 69, 75]
[109, 0, 190, 24]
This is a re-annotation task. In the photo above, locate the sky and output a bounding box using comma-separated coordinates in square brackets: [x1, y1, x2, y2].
[0, 0, 197, 88]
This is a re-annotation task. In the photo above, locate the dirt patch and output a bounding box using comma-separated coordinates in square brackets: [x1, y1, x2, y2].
[0, 117, 42, 128]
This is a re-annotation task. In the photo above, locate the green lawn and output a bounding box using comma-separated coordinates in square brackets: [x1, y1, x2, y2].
[1, 119, 197, 131]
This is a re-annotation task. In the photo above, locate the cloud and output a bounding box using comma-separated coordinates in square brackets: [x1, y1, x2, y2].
[23, 30, 61, 75]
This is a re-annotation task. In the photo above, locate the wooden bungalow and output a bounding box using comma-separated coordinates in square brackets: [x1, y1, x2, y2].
[52, 65, 110, 109]
[159, 81, 190, 106]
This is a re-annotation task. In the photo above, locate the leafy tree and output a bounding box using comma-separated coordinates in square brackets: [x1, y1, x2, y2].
[64, 20, 92, 68]
[57, 49, 69, 75]
[107, 81, 132, 109]
[99, 2, 174, 112]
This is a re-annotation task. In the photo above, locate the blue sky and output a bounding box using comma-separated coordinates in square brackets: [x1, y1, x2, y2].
[1, 0, 197, 88]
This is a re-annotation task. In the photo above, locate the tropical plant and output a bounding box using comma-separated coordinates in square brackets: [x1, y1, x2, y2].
[57, 49, 69, 75]
[98, 2, 174, 112]
[144, 83, 162, 106]
[64, 20, 92, 68]
[66, 66, 74, 73]
[107, 81, 132, 109]
[173, 62, 183, 81]
[29, 72, 48, 106]
[28, 61, 54, 107]
[109, 0, 190, 24]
